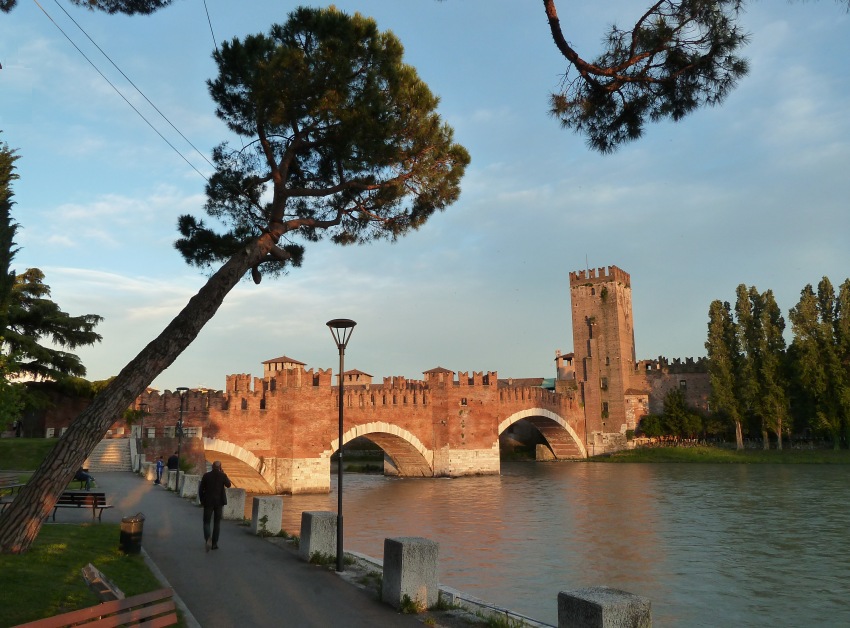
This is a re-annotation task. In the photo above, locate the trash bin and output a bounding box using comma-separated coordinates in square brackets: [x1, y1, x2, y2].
[119, 512, 145, 554]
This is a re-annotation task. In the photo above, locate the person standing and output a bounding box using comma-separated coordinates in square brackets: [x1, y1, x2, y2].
[198, 461, 231, 552]
[166, 452, 178, 471]
[155, 456, 164, 485]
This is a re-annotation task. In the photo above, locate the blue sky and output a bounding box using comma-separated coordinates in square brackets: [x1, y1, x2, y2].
[1, 1, 848, 391]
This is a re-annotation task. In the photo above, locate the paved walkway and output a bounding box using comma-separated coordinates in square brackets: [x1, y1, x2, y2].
[53, 471, 424, 628]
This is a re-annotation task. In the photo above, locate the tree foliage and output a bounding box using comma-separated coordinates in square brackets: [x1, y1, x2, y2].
[705, 299, 744, 448]
[544, 0, 749, 152]
[176, 7, 468, 278]
[789, 278, 850, 448]
[0, 6, 468, 554]
[0, 141, 103, 384]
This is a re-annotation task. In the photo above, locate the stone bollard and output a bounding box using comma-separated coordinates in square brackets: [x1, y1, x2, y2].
[558, 587, 651, 628]
[222, 487, 246, 520]
[142, 462, 155, 481]
[381, 537, 439, 611]
[180, 474, 200, 500]
[251, 496, 283, 536]
[299, 511, 337, 562]
[167, 470, 178, 491]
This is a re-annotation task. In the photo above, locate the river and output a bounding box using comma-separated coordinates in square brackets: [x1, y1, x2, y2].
[262, 462, 849, 626]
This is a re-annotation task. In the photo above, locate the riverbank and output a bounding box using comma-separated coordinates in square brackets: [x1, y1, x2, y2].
[591, 445, 850, 463]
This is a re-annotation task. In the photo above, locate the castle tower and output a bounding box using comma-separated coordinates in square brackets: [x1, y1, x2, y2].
[569, 266, 636, 436]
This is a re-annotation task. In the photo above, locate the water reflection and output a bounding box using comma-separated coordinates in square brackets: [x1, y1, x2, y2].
[249, 463, 850, 626]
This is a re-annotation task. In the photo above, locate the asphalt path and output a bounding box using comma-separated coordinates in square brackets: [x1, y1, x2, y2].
[52, 471, 423, 628]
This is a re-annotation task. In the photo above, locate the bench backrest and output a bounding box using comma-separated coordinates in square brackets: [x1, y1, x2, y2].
[57, 492, 107, 507]
[14, 587, 176, 627]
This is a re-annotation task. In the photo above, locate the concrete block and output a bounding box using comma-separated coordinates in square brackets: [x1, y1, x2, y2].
[558, 587, 651, 628]
[251, 496, 283, 535]
[381, 536, 439, 611]
[166, 470, 177, 491]
[222, 487, 246, 520]
[142, 462, 155, 481]
[180, 474, 200, 499]
[299, 511, 337, 561]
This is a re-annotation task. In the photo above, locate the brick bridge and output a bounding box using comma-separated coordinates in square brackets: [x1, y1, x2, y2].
[137, 357, 588, 494]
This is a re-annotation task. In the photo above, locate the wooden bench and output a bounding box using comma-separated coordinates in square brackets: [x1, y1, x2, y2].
[0, 472, 26, 495]
[52, 491, 113, 521]
[12, 587, 177, 627]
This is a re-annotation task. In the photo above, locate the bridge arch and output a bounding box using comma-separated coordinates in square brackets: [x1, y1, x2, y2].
[498, 408, 587, 459]
[322, 421, 434, 477]
[203, 437, 275, 492]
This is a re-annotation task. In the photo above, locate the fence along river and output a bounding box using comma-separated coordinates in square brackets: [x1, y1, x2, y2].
[250, 461, 850, 626]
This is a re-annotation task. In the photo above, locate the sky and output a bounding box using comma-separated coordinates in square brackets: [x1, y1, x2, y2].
[1, 0, 848, 392]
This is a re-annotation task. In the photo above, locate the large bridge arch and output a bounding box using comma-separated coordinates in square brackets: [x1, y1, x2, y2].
[322, 421, 434, 477]
[498, 408, 587, 459]
[203, 437, 275, 493]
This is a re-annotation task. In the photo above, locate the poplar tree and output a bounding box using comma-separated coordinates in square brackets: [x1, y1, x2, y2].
[789, 280, 845, 448]
[0, 7, 469, 554]
[705, 299, 744, 449]
[757, 290, 788, 449]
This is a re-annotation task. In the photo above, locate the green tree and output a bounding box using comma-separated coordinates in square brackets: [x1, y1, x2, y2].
[734, 284, 762, 445]
[0, 7, 469, 554]
[789, 277, 850, 449]
[662, 388, 703, 438]
[0, 138, 22, 427]
[705, 299, 744, 449]
[4, 269, 103, 381]
[756, 290, 789, 449]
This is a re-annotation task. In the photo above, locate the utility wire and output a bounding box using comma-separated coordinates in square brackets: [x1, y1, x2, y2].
[32, 0, 210, 181]
[202, 0, 219, 55]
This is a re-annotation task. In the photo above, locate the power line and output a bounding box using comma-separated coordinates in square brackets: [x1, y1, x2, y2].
[32, 0, 211, 181]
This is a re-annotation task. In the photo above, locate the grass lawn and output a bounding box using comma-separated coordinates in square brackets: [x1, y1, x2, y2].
[0, 523, 182, 627]
[0, 438, 57, 471]
[593, 446, 850, 463]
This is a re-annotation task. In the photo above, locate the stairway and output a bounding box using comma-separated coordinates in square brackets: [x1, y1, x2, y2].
[84, 439, 132, 473]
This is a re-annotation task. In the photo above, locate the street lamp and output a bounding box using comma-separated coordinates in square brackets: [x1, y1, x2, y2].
[175, 387, 189, 494]
[327, 318, 356, 572]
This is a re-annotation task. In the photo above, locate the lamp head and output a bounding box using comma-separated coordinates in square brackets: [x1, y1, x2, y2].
[326, 319, 356, 350]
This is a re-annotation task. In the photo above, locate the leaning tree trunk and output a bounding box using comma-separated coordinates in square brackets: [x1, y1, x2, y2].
[0, 235, 274, 553]
[735, 420, 744, 450]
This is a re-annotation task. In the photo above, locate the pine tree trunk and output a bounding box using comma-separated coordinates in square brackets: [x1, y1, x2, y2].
[735, 420, 743, 450]
[0, 236, 273, 553]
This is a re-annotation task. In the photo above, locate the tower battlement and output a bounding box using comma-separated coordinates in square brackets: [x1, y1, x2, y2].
[569, 265, 631, 287]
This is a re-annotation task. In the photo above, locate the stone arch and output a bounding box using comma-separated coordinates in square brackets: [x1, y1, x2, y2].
[322, 421, 433, 477]
[498, 408, 587, 459]
[203, 437, 275, 493]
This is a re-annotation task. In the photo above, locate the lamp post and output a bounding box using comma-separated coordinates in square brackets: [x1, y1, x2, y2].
[175, 387, 189, 493]
[327, 318, 356, 572]
[138, 403, 148, 453]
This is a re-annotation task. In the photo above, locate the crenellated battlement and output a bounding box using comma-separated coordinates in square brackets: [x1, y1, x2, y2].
[637, 355, 708, 375]
[569, 265, 631, 287]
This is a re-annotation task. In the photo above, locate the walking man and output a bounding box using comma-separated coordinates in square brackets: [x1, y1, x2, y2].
[199, 461, 232, 552]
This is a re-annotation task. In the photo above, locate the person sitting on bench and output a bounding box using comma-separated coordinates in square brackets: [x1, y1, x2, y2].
[74, 467, 95, 490]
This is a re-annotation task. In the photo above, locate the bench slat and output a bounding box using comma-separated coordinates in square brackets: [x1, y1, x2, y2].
[84, 600, 177, 628]
[13, 588, 175, 628]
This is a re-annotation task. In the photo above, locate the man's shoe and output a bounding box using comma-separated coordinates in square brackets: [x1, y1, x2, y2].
[211, 544, 219, 550]
[205, 538, 211, 553]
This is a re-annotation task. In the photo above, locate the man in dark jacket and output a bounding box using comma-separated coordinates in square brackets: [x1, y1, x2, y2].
[198, 460, 232, 552]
